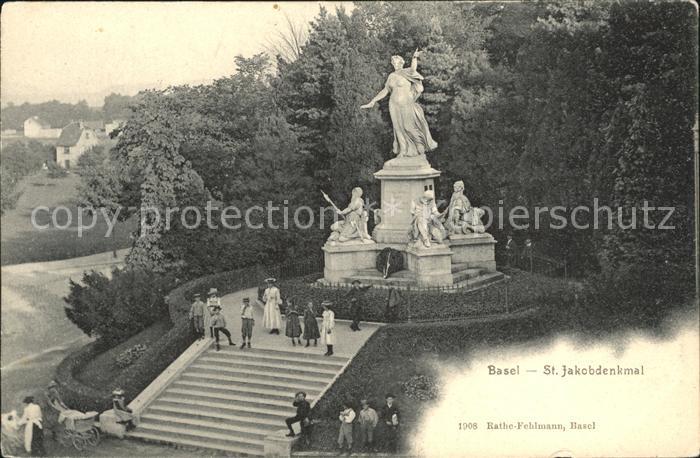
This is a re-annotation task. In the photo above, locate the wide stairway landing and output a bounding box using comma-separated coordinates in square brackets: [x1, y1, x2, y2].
[129, 345, 348, 456]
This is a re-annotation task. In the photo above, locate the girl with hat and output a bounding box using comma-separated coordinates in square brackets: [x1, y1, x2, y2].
[262, 278, 283, 335]
[205, 288, 221, 339]
[321, 300, 335, 356]
[284, 297, 302, 346]
[303, 301, 320, 347]
[111, 389, 135, 432]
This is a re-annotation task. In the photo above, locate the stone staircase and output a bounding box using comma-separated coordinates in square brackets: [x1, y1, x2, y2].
[129, 346, 348, 456]
[340, 263, 504, 290]
[450, 263, 505, 288]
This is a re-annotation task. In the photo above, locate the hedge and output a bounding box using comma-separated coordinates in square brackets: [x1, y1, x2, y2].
[54, 339, 113, 412]
[277, 269, 572, 323]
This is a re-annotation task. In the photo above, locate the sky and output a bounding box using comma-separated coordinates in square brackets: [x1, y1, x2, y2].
[0, 2, 350, 107]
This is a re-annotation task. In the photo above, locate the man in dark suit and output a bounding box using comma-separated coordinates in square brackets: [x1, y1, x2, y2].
[380, 393, 400, 453]
[346, 280, 371, 331]
[285, 391, 311, 444]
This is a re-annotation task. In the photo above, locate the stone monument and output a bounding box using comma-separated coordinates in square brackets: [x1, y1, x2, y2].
[321, 49, 500, 288]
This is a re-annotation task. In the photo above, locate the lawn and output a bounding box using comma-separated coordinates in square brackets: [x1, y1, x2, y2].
[298, 269, 696, 454]
[75, 320, 172, 388]
[0, 171, 136, 265]
[301, 309, 548, 454]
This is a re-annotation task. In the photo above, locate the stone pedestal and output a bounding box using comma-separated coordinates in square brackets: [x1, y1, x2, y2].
[322, 241, 379, 283]
[449, 233, 497, 271]
[406, 243, 454, 287]
[372, 155, 440, 245]
[99, 410, 127, 438]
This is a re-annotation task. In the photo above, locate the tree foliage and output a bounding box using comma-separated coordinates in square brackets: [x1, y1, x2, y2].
[0, 140, 54, 214]
[77, 1, 695, 292]
[64, 268, 175, 343]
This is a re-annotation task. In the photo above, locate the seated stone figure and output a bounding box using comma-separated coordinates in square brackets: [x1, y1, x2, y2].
[442, 180, 486, 235]
[327, 187, 373, 244]
[408, 190, 447, 248]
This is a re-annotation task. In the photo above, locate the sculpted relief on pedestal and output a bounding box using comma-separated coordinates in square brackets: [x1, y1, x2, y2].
[324, 188, 373, 245]
[408, 190, 447, 248]
[441, 180, 486, 235]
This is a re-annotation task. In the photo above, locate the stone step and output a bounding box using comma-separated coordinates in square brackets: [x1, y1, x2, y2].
[141, 412, 276, 440]
[130, 424, 264, 456]
[187, 363, 332, 387]
[351, 268, 416, 279]
[454, 271, 505, 289]
[450, 263, 471, 273]
[148, 396, 296, 426]
[180, 370, 320, 393]
[170, 379, 320, 402]
[452, 268, 484, 283]
[198, 355, 340, 376]
[164, 386, 298, 409]
[210, 347, 347, 366]
[340, 275, 416, 287]
[141, 401, 284, 431]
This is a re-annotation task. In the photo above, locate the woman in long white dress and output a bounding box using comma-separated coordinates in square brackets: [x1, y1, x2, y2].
[321, 300, 335, 356]
[361, 49, 437, 158]
[262, 278, 283, 334]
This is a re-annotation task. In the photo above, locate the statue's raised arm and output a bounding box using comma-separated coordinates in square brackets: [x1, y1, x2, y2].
[411, 48, 421, 71]
[360, 50, 437, 158]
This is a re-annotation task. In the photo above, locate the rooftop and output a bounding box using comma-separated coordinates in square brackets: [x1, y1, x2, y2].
[56, 122, 85, 147]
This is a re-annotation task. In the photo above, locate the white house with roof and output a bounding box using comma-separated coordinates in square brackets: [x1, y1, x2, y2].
[54, 122, 100, 169]
[23, 116, 62, 138]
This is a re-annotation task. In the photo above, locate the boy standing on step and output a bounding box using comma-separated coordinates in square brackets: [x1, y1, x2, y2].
[240, 297, 254, 349]
[189, 293, 205, 339]
[211, 305, 234, 351]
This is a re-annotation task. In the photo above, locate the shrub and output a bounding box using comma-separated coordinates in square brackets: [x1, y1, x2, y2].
[47, 161, 68, 178]
[64, 267, 176, 344]
[551, 263, 695, 336]
[76, 145, 108, 171]
[0, 168, 21, 215]
[115, 343, 148, 369]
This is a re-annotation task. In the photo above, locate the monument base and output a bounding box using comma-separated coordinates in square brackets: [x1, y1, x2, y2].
[322, 241, 379, 284]
[371, 227, 410, 246]
[372, 156, 440, 246]
[406, 243, 454, 287]
[448, 233, 497, 271]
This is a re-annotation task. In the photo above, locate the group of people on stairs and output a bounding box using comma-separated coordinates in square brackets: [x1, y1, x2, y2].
[189, 277, 374, 356]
